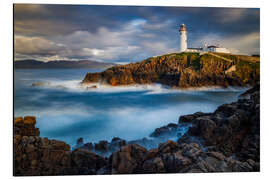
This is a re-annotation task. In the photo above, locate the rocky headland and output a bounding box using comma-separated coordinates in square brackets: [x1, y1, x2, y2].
[14, 84, 260, 175]
[82, 52, 259, 88]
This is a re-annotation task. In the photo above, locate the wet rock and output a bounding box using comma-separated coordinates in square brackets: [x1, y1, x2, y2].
[142, 157, 166, 173]
[128, 137, 157, 150]
[76, 138, 84, 148]
[94, 140, 109, 153]
[203, 156, 229, 172]
[177, 85, 260, 167]
[71, 149, 107, 174]
[48, 139, 70, 151]
[31, 82, 50, 87]
[87, 85, 97, 90]
[186, 168, 204, 173]
[108, 138, 126, 152]
[144, 148, 159, 160]
[177, 134, 194, 145]
[206, 151, 226, 161]
[215, 103, 238, 117]
[180, 143, 202, 161]
[188, 116, 216, 144]
[150, 123, 178, 138]
[111, 144, 147, 174]
[14, 128, 74, 175]
[167, 123, 178, 128]
[112, 137, 121, 142]
[79, 142, 94, 151]
[178, 112, 211, 123]
[96, 166, 111, 175]
[158, 140, 180, 154]
[239, 84, 259, 98]
[231, 161, 253, 172]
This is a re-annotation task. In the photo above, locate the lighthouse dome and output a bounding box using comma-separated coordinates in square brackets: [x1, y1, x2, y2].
[179, 24, 187, 31]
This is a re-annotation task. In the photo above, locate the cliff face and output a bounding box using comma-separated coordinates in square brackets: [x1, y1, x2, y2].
[82, 52, 260, 88]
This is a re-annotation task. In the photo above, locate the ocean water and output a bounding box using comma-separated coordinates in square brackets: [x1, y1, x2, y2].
[14, 68, 247, 147]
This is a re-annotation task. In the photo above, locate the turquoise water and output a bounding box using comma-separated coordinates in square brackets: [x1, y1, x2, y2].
[14, 69, 246, 146]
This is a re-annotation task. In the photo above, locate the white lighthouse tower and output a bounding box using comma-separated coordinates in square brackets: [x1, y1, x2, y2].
[179, 24, 187, 52]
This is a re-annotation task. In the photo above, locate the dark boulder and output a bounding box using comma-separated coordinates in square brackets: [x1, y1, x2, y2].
[108, 137, 126, 152]
[188, 116, 216, 145]
[158, 140, 180, 154]
[150, 123, 178, 138]
[178, 112, 211, 123]
[94, 140, 109, 153]
[71, 149, 107, 174]
[142, 157, 166, 173]
[110, 144, 147, 174]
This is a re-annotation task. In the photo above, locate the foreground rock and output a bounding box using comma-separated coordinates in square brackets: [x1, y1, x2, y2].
[14, 85, 260, 175]
[14, 117, 107, 176]
[178, 84, 260, 161]
[82, 53, 259, 88]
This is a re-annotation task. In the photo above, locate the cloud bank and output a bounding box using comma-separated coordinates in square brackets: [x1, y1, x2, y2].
[14, 4, 260, 62]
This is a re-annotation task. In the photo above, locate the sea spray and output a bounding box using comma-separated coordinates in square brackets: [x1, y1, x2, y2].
[15, 69, 246, 147]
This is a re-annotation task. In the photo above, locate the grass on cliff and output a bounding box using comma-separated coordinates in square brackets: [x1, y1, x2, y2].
[237, 60, 260, 70]
[120, 53, 259, 79]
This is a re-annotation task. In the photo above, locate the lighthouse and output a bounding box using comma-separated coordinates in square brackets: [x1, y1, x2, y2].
[179, 24, 187, 52]
[177, 24, 231, 53]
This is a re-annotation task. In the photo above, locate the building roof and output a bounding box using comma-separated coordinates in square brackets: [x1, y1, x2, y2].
[207, 45, 219, 48]
[188, 47, 203, 50]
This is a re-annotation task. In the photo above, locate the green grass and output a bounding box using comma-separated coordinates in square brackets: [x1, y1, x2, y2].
[236, 60, 260, 71]
[190, 58, 201, 70]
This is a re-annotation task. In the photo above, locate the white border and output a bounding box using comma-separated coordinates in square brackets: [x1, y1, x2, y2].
[8, 0, 262, 8]
[1, 0, 270, 180]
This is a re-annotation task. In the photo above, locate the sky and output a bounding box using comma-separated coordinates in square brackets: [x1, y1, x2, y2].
[14, 4, 260, 63]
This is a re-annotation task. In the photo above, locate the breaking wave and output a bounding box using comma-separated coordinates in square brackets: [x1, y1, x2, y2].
[29, 77, 248, 95]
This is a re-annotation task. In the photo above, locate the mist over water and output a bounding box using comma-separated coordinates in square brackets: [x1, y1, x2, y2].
[14, 69, 247, 147]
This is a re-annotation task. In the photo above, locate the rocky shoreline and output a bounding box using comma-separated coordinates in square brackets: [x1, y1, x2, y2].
[14, 85, 260, 175]
[82, 53, 259, 88]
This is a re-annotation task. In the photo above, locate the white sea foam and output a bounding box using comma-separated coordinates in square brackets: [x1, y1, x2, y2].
[31, 78, 248, 95]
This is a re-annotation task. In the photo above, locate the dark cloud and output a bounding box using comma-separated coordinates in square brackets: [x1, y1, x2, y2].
[14, 4, 260, 62]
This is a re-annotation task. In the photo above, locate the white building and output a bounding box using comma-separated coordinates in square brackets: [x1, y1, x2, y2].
[207, 45, 230, 53]
[179, 24, 187, 52]
[179, 24, 230, 54]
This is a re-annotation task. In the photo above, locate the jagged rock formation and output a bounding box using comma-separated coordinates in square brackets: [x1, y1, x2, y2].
[14, 85, 260, 175]
[14, 116, 107, 176]
[82, 52, 260, 88]
[178, 84, 260, 161]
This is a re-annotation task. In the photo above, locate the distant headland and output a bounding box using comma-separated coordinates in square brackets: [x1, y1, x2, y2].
[14, 59, 115, 69]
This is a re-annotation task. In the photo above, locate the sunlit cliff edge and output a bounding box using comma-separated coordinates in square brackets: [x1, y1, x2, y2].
[82, 52, 260, 88]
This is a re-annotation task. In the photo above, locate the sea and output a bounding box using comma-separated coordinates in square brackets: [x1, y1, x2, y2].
[14, 68, 247, 147]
